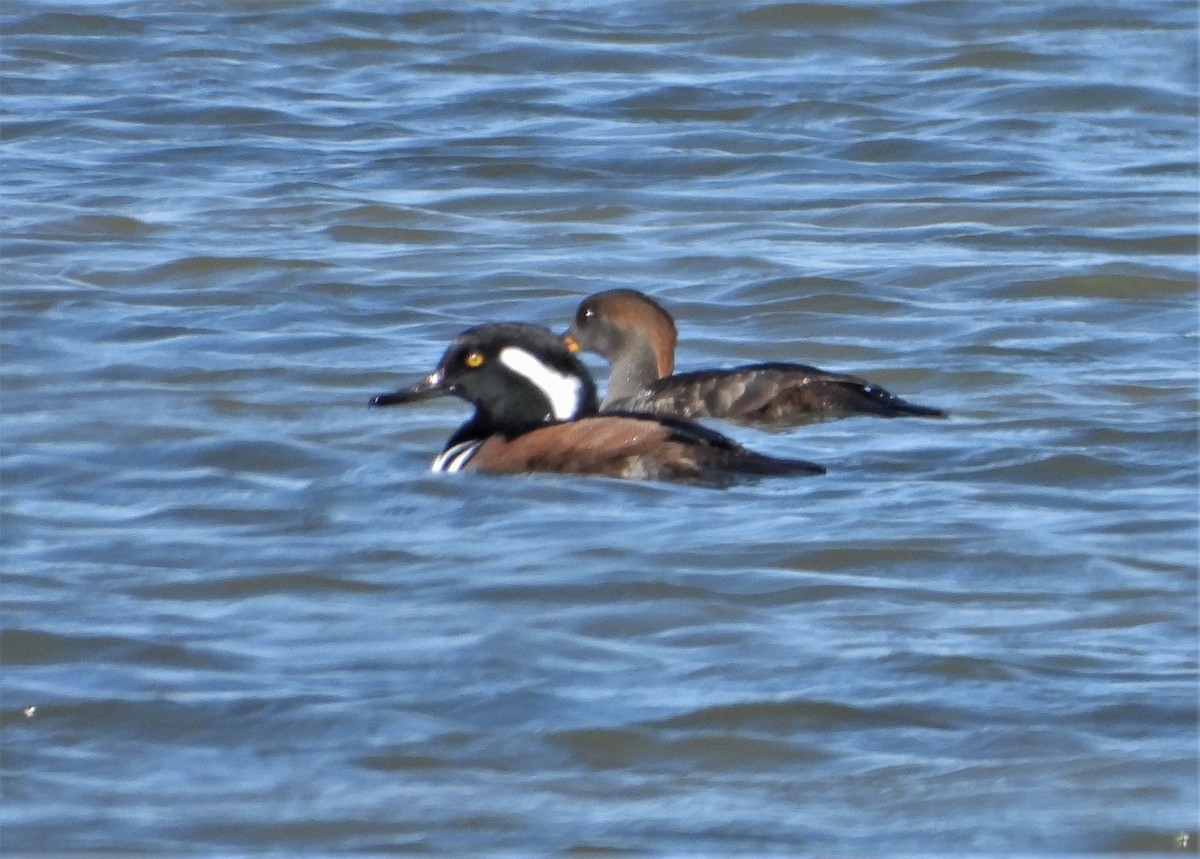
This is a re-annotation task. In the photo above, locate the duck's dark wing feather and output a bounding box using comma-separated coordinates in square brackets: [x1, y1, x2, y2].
[612, 363, 946, 425]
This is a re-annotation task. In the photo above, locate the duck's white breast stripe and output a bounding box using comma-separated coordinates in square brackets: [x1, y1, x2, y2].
[498, 346, 583, 420]
[431, 440, 482, 472]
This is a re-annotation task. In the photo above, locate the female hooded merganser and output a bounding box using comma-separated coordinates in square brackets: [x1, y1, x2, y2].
[369, 322, 825, 483]
[564, 289, 947, 426]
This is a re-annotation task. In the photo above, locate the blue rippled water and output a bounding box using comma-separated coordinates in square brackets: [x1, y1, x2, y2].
[2, 1, 1197, 854]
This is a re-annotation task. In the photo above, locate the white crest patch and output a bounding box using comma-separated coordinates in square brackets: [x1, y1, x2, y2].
[431, 440, 482, 472]
[498, 346, 584, 420]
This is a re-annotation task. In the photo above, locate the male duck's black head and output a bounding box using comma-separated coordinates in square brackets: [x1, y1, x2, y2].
[371, 322, 598, 437]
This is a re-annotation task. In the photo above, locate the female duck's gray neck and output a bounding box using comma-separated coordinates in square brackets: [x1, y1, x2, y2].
[601, 342, 661, 408]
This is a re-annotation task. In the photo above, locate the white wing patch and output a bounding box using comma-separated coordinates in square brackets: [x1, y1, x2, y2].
[431, 440, 482, 472]
[498, 347, 584, 420]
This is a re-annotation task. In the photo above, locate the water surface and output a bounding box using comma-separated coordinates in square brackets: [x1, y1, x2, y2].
[2, 1, 1197, 853]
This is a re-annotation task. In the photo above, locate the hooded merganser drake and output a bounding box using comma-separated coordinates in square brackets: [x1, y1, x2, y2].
[369, 322, 825, 483]
[564, 289, 947, 426]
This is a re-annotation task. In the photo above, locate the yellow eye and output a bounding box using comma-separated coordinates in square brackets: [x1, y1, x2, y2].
[464, 351, 484, 368]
